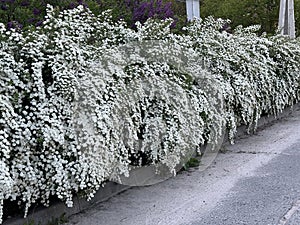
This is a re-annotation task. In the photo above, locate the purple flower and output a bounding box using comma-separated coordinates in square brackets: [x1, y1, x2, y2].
[124, 0, 131, 8]
[68, 2, 77, 9]
[7, 20, 23, 30]
[133, 2, 149, 23]
[20, 0, 29, 7]
[161, 2, 174, 19]
[131, 0, 174, 27]
[27, 18, 36, 23]
[7, 21, 13, 29]
[33, 8, 41, 16]
[36, 20, 43, 27]
[1, 0, 15, 3]
[1, 4, 8, 10]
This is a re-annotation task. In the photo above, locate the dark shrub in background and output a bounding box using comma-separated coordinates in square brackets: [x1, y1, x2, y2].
[0, 0, 186, 30]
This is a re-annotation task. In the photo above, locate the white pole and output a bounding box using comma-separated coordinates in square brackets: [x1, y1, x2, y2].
[186, 0, 200, 21]
[279, 0, 296, 38]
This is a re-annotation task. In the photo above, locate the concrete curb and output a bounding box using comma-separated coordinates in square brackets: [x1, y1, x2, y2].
[3, 102, 300, 225]
[232, 103, 300, 141]
[3, 183, 130, 225]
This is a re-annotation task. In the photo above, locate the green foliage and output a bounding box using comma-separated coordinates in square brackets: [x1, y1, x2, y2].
[24, 220, 42, 225]
[0, 0, 180, 30]
[23, 213, 67, 225]
[201, 0, 300, 35]
[24, 220, 38, 225]
[2, 0, 298, 36]
[295, 0, 300, 35]
[183, 157, 200, 170]
[0, 1, 72, 29]
[46, 213, 68, 225]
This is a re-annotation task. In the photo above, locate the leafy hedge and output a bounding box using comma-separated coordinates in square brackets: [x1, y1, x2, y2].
[0, 5, 299, 223]
[0, 0, 182, 30]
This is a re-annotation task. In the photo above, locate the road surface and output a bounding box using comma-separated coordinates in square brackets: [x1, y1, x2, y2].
[67, 107, 300, 225]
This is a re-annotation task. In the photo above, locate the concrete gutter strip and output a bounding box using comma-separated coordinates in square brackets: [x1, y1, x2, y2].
[3, 102, 300, 225]
[3, 182, 130, 225]
[224, 103, 300, 144]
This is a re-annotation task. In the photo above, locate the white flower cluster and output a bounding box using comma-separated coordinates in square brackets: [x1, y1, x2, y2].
[185, 17, 300, 140]
[0, 5, 299, 223]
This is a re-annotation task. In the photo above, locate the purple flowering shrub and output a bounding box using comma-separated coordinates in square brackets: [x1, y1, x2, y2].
[0, 0, 181, 30]
[97, 0, 187, 30]
[128, 0, 174, 27]
[0, 0, 63, 29]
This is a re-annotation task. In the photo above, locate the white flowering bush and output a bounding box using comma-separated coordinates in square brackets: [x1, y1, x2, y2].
[0, 6, 132, 222]
[185, 17, 300, 140]
[0, 5, 299, 223]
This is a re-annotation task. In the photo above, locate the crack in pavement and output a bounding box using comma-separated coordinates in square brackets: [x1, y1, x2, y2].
[222, 150, 289, 155]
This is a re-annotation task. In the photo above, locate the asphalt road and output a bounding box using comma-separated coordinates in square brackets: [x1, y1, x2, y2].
[185, 141, 300, 225]
[67, 107, 300, 225]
